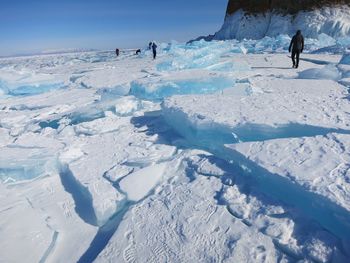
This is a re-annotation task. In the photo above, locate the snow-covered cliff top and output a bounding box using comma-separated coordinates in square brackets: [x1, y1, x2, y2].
[226, 0, 350, 15]
[215, 2, 350, 40]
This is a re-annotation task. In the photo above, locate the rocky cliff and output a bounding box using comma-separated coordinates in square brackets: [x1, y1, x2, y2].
[226, 0, 350, 15]
[214, 0, 350, 40]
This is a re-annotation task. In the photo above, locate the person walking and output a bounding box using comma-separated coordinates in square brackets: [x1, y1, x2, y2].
[289, 30, 304, 68]
[116, 48, 120, 57]
[152, 42, 157, 60]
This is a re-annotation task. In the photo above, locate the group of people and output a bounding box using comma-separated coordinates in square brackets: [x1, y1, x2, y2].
[115, 30, 304, 68]
[115, 41, 158, 59]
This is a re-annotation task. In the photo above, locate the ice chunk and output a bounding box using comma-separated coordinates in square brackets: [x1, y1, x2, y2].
[114, 96, 141, 116]
[119, 162, 167, 201]
[206, 61, 251, 72]
[0, 133, 63, 183]
[0, 147, 57, 183]
[0, 79, 64, 97]
[340, 52, 350, 65]
[97, 86, 130, 101]
[162, 78, 350, 138]
[0, 70, 65, 97]
[337, 36, 350, 47]
[317, 33, 337, 48]
[298, 65, 341, 80]
[157, 40, 239, 71]
[130, 77, 235, 100]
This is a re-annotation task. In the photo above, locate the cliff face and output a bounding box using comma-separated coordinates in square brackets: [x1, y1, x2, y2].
[214, 0, 350, 40]
[226, 0, 350, 15]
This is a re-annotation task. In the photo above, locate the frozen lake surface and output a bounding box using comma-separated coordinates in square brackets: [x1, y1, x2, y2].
[1, 37, 350, 263]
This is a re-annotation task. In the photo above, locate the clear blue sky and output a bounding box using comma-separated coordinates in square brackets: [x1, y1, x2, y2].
[0, 0, 228, 56]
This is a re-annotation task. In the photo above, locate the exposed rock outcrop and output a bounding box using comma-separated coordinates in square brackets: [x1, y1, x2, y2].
[226, 0, 350, 15]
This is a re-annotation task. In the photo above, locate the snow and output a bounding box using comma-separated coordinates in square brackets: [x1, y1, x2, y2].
[163, 76, 350, 134]
[215, 6, 350, 40]
[119, 162, 168, 201]
[228, 133, 350, 213]
[1, 35, 350, 262]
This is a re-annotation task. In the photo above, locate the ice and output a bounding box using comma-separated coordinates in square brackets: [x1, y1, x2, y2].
[157, 40, 236, 71]
[0, 78, 65, 97]
[97, 153, 348, 263]
[337, 36, 350, 47]
[163, 77, 350, 135]
[119, 162, 167, 201]
[340, 52, 350, 65]
[114, 96, 141, 116]
[0, 68, 67, 97]
[2, 33, 350, 262]
[298, 65, 341, 80]
[0, 133, 63, 183]
[0, 170, 97, 263]
[229, 133, 350, 213]
[316, 33, 337, 48]
[130, 76, 235, 100]
[79, 69, 130, 94]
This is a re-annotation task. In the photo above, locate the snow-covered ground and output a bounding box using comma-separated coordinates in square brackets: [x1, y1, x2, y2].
[1, 36, 350, 262]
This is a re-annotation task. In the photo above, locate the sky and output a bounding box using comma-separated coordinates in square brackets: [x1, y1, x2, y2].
[0, 0, 228, 56]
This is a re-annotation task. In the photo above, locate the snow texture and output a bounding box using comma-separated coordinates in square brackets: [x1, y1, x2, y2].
[215, 6, 350, 40]
[1, 35, 350, 263]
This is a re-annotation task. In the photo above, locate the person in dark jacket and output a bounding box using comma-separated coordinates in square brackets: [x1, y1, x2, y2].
[289, 30, 304, 68]
[116, 48, 120, 57]
[152, 42, 157, 59]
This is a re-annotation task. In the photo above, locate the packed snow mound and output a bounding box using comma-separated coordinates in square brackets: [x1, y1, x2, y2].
[215, 6, 350, 40]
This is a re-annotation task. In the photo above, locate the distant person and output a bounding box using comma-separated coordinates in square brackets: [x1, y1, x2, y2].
[289, 30, 304, 68]
[116, 48, 120, 57]
[136, 49, 141, 55]
[152, 42, 157, 59]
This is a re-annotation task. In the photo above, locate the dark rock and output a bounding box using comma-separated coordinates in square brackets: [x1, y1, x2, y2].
[226, 0, 350, 15]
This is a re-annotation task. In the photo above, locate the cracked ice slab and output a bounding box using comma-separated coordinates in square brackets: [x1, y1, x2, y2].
[78, 56, 155, 93]
[119, 162, 168, 201]
[0, 172, 97, 263]
[59, 113, 176, 225]
[227, 133, 350, 213]
[162, 78, 350, 140]
[0, 88, 99, 136]
[96, 153, 348, 263]
[0, 132, 64, 183]
[0, 69, 67, 97]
